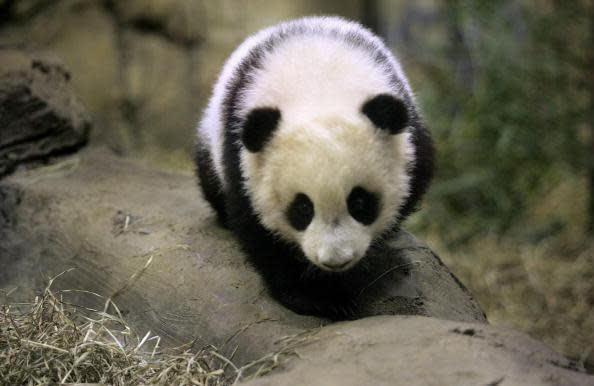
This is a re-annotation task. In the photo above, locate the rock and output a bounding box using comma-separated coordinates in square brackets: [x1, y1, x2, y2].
[0, 46, 91, 178]
[241, 316, 593, 386]
[1, 148, 590, 384]
[0, 148, 484, 366]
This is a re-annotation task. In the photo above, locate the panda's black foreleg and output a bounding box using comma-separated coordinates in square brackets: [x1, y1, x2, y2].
[195, 144, 229, 228]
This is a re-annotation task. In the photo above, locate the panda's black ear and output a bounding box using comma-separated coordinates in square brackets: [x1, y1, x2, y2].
[361, 94, 409, 135]
[241, 107, 281, 152]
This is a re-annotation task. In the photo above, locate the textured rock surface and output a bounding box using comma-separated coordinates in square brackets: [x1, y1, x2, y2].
[242, 316, 593, 386]
[0, 147, 484, 366]
[1, 148, 590, 384]
[0, 46, 91, 178]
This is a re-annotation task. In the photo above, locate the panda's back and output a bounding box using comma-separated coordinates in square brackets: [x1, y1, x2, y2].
[198, 16, 414, 185]
[240, 32, 395, 124]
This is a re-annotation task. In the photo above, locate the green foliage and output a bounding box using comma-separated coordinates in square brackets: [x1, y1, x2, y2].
[415, 0, 591, 239]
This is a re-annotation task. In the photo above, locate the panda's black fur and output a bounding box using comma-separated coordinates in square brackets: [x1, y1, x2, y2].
[195, 17, 434, 320]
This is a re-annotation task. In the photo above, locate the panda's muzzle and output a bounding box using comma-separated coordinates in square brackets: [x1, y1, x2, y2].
[304, 221, 371, 272]
[317, 248, 358, 272]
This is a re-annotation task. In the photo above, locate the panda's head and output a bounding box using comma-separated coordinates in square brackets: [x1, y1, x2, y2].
[240, 94, 414, 272]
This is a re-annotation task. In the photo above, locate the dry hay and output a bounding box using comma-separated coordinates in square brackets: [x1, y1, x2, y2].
[0, 272, 304, 385]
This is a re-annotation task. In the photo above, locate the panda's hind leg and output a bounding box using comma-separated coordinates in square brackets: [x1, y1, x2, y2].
[195, 144, 229, 228]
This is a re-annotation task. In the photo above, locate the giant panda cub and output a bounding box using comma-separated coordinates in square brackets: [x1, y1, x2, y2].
[195, 16, 434, 320]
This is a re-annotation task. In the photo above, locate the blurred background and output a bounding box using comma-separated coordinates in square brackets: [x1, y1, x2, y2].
[1, 0, 592, 370]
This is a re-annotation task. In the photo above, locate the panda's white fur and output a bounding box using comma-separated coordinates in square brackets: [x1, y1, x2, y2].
[195, 16, 434, 319]
[199, 16, 413, 269]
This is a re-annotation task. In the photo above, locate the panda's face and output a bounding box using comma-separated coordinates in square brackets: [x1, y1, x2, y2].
[240, 95, 413, 272]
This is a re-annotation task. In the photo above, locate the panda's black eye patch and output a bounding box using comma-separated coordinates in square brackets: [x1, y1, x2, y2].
[347, 186, 379, 225]
[287, 193, 314, 231]
[241, 107, 281, 153]
[361, 94, 409, 135]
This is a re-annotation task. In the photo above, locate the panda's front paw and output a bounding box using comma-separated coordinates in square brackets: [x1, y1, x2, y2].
[320, 299, 360, 321]
[275, 289, 360, 321]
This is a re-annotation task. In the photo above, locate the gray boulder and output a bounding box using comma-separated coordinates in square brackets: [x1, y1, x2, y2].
[0, 46, 91, 178]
